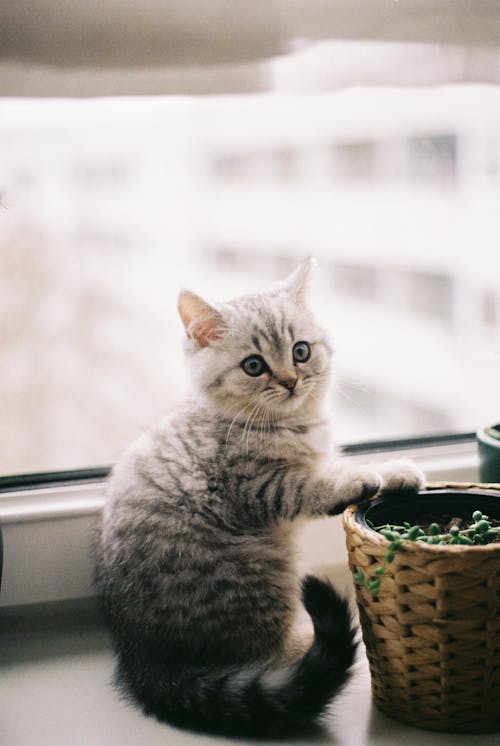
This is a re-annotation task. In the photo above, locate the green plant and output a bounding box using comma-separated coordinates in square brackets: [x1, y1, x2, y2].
[354, 510, 500, 598]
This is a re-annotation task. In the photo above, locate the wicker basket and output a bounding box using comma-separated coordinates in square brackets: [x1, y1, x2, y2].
[343, 482, 500, 733]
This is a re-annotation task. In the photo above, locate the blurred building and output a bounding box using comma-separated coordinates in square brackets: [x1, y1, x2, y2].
[0, 85, 499, 472]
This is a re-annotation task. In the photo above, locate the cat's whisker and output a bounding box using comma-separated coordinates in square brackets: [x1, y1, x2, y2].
[256, 405, 266, 445]
[253, 394, 275, 438]
[245, 400, 267, 455]
[225, 398, 261, 448]
[269, 404, 279, 436]
[254, 399, 269, 438]
[301, 376, 325, 398]
[262, 406, 269, 439]
[335, 378, 371, 410]
[255, 399, 271, 440]
[241, 397, 266, 452]
[303, 388, 324, 406]
[263, 400, 274, 435]
[235, 392, 280, 453]
[336, 385, 367, 411]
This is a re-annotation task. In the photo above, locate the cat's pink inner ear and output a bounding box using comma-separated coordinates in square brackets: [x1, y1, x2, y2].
[178, 291, 223, 348]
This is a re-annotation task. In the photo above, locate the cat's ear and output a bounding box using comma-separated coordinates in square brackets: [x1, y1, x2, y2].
[281, 256, 316, 308]
[178, 291, 223, 348]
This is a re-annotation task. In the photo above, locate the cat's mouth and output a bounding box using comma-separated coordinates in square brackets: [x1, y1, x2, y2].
[275, 385, 306, 410]
[276, 378, 321, 413]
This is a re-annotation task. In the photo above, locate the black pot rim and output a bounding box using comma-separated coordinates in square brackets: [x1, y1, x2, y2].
[355, 486, 500, 532]
[476, 424, 500, 448]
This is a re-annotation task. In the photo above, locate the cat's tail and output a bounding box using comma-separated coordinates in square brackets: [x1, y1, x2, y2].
[117, 576, 358, 737]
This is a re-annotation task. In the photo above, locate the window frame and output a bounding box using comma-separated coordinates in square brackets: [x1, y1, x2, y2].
[0, 432, 481, 610]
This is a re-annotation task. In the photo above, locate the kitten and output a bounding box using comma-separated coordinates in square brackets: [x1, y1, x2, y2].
[96, 258, 423, 737]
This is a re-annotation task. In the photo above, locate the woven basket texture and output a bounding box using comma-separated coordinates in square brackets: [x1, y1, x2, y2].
[343, 482, 500, 733]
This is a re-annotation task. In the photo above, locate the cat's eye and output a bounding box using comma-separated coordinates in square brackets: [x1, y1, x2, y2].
[292, 341, 311, 363]
[241, 354, 267, 377]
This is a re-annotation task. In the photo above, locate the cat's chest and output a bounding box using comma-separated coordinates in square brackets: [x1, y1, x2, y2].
[268, 421, 332, 469]
[296, 423, 331, 465]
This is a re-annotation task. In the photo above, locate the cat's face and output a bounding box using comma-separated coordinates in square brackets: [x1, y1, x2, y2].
[178, 260, 332, 423]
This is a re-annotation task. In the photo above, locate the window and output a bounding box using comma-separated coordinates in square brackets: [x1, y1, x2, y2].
[483, 291, 498, 330]
[1, 13, 500, 477]
[72, 162, 129, 187]
[331, 262, 377, 301]
[332, 142, 377, 182]
[407, 135, 457, 185]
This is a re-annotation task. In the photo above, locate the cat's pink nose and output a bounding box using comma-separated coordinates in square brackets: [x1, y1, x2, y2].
[280, 377, 297, 391]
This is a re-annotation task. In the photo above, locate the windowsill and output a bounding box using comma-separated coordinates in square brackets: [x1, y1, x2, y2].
[0, 436, 481, 610]
[2, 562, 499, 746]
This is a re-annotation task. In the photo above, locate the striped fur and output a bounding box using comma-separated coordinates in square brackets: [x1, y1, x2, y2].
[96, 259, 424, 735]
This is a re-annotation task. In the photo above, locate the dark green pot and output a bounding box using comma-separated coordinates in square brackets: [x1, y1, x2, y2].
[477, 424, 500, 483]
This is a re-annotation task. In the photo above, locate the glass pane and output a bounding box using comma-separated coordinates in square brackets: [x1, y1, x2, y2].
[1, 85, 500, 474]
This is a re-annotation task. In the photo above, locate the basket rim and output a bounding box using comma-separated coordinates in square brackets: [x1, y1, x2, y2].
[342, 480, 500, 554]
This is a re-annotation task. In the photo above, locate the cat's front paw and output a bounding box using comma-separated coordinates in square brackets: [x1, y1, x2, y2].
[332, 466, 382, 505]
[377, 459, 425, 495]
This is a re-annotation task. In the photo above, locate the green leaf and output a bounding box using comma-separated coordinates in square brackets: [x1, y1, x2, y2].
[475, 520, 490, 534]
[353, 569, 366, 585]
[366, 579, 381, 596]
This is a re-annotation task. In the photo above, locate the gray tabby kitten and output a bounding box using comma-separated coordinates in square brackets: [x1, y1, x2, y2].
[96, 259, 423, 736]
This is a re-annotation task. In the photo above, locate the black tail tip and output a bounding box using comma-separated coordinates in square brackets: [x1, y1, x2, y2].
[302, 575, 357, 649]
[301, 575, 346, 616]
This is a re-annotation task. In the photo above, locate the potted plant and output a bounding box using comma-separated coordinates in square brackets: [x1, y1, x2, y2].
[477, 424, 500, 482]
[342, 482, 500, 733]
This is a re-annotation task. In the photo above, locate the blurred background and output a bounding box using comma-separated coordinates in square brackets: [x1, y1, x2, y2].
[1, 1, 500, 474]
